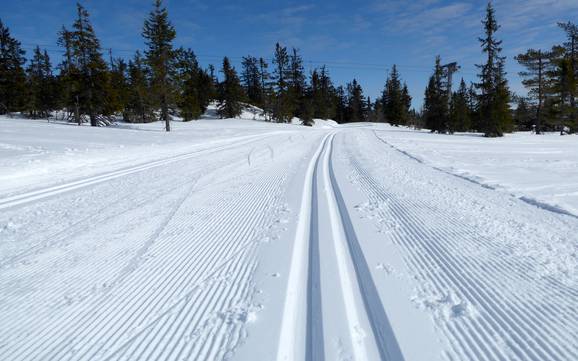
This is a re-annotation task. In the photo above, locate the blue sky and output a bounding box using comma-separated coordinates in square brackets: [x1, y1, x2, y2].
[2, 0, 578, 108]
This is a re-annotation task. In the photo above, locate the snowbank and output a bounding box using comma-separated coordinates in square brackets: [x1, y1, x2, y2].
[374, 124, 578, 216]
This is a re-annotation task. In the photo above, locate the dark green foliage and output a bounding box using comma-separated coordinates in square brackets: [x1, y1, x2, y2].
[143, 0, 176, 131]
[475, 2, 512, 137]
[26, 46, 56, 118]
[271, 43, 293, 123]
[175, 48, 211, 121]
[0, 19, 27, 114]
[346, 79, 365, 122]
[449, 79, 471, 132]
[513, 96, 534, 131]
[382, 65, 410, 125]
[217, 57, 244, 119]
[309, 66, 336, 120]
[515, 49, 556, 134]
[57, 4, 110, 126]
[125, 51, 155, 123]
[423, 56, 449, 133]
[241, 56, 264, 108]
[105, 58, 130, 117]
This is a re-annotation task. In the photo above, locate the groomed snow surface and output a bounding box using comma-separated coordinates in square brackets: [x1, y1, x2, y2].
[0, 115, 577, 361]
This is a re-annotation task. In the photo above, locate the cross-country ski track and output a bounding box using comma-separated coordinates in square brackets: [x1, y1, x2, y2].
[1, 123, 577, 361]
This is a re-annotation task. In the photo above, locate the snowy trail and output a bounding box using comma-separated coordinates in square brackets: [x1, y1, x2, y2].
[278, 132, 403, 361]
[1, 122, 577, 361]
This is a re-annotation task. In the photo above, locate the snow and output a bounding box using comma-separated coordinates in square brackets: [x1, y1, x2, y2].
[0, 115, 577, 361]
[373, 124, 578, 217]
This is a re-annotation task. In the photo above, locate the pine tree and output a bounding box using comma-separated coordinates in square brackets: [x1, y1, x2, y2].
[558, 22, 577, 128]
[272, 43, 292, 122]
[60, 4, 109, 126]
[382, 65, 409, 126]
[106, 57, 130, 118]
[143, 0, 176, 131]
[475, 2, 511, 137]
[449, 79, 471, 132]
[174, 48, 206, 121]
[513, 96, 533, 131]
[126, 51, 154, 123]
[515, 49, 555, 134]
[0, 19, 26, 114]
[26, 46, 55, 118]
[56, 26, 80, 123]
[334, 85, 347, 123]
[288, 48, 306, 118]
[258, 58, 273, 120]
[217, 57, 244, 118]
[423, 56, 449, 132]
[241, 56, 263, 107]
[346, 79, 365, 122]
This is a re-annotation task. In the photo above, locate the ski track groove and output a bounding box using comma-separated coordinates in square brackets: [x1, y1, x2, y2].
[340, 130, 578, 361]
[1, 133, 313, 361]
[324, 133, 404, 361]
[0, 131, 281, 211]
[0, 132, 281, 269]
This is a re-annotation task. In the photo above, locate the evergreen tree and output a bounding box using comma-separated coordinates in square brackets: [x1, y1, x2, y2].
[513, 96, 534, 131]
[217, 57, 244, 118]
[272, 43, 292, 122]
[26, 46, 56, 118]
[106, 57, 129, 117]
[346, 79, 365, 122]
[288, 48, 306, 118]
[0, 19, 26, 114]
[475, 2, 511, 137]
[175, 48, 206, 121]
[241, 56, 263, 107]
[143, 0, 176, 131]
[423, 56, 449, 132]
[449, 79, 471, 132]
[558, 22, 577, 128]
[515, 49, 555, 134]
[258, 58, 273, 120]
[126, 51, 154, 123]
[59, 4, 109, 126]
[56, 26, 80, 123]
[334, 85, 347, 123]
[382, 65, 409, 125]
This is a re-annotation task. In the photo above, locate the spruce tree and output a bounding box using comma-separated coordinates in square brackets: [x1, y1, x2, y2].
[174, 48, 204, 121]
[272, 43, 292, 122]
[382, 65, 409, 126]
[143, 0, 176, 131]
[558, 22, 577, 128]
[475, 2, 511, 137]
[449, 79, 471, 132]
[0, 19, 26, 114]
[217, 57, 244, 118]
[288, 48, 306, 118]
[346, 79, 365, 122]
[241, 56, 263, 107]
[26, 46, 55, 118]
[126, 51, 154, 123]
[423, 56, 449, 132]
[59, 4, 109, 126]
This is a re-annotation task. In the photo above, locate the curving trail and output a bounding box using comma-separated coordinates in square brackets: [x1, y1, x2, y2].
[1, 124, 577, 361]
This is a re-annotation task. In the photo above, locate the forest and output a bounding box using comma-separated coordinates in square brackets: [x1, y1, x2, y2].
[0, 1, 576, 137]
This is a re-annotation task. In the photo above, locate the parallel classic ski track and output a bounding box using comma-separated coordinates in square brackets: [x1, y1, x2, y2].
[0, 132, 281, 211]
[1, 131, 306, 361]
[345, 130, 578, 361]
[277, 132, 404, 361]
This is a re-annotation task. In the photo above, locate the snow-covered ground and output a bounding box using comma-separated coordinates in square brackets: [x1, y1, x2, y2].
[374, 124, 578, 217]
[0, 115, 577, 361]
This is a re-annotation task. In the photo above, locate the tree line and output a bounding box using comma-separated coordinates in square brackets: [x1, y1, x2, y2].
[0, 0, 410, 130]
[0, 1, 576, 136]
[421, 3, 577, 137]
